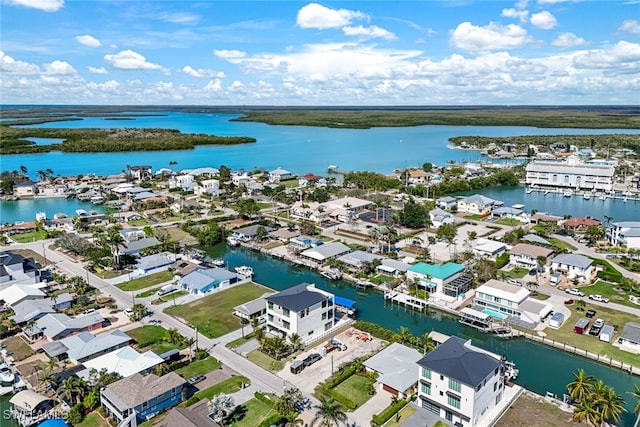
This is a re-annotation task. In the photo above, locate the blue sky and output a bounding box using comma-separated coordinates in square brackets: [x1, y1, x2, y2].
[1, 0, 639, 105]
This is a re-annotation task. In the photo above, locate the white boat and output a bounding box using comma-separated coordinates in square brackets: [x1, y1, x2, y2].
[235, 266, 254, 278]
[563, 190, 573, 197]
[226, 236, 240, 246]
[321, 269, 342, 281]
[504, 360, 519, 381]
[211, 258, 225, 267]
[583, 193, 591, 200]
[525, 187, 533, 194]
[598, 194, 607, 201]
[0, 363, 15, 387]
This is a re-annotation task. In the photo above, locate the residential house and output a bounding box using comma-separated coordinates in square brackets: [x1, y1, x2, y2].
[337, 250, 383, 272]
[509, 243, 554, 269]
[100, 372, 186, 424]
[31, 312, 105, 341]
[265, 282, 335, 344]
[11, 293, 73, 324]
[406, 262, 472, 299]
[169, 174, 196, 191]
[525, 156, 615, 191]
[617, 322, 640, 352]
[9, 390, 57, 426]
[0, 283, 45, 306]
[474, 279, 553, 325]
[289, 201, 329, 224]
[288, 235, 324, 251]
[269, 228, 300, 242]
[79, 346, 164, 380]
[156, 400, 220, 427]
[607, 221, 640, 250]
[435, 196, 457, 210]
[417, 336, 506, 427]
[0, 222, 38, 236]
[14, 181, 36, 197]
[184, 167, 219, 177]
[408, 169, 429, 184]
[179, 268, 240, 295]
[233, 292, 273, 320]
[472, 239, 507, 260]
[562, 217, 601, 232]
[363, 342, 422, 398]
[530, 213, 562, 225]
[551, 254, 593, 280]
[124, 237, 161, 256]
[457, 195, 500, 216]
[0, 251, 41, 285]
[491, 207, 530, 223]
[429, 208, 454, 229]
[127, 165, 153, 181]
[376, 258, 410, 277]
[301, 242, 351, 265]
[232, 225, 275, 241]
[133, 252, 177, 277]
[42, 330, 131, 363]
[195, 179, 220, 196]
[521, 234, 552, 246]
[322, 197, 372, 222]
[269, 167, 293, 182]
[231, 172, 251, 186]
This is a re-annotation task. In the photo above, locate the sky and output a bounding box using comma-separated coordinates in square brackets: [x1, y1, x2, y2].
[1, 0, 639, 105]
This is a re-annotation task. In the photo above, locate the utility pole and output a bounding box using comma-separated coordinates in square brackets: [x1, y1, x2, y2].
[195, 326, 199, 351]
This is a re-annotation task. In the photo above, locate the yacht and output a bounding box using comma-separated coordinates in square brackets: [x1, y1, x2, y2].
[321, 269, 343, 281]
[226, 236, 240, 246]
[563, 190, 573, 197]
[0, 362, 15, 387]
[234, 266, 254, 278]
[583, 193, 591, 200]
[525, 187, 533, 194]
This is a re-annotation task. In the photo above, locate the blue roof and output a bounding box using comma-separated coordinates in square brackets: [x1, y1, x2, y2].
[334, 295, 356, 309]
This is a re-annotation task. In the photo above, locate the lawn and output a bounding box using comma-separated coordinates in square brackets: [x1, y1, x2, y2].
[384, 404, 417, 427]
[126, 324, 186, 354]
[495, 218, 523, 226]
[180, 375, 249, 407]
[542, 303, 640, 366]
[76, 411, 111, 427]
[232, 398, 279, 427]
[151, 290, 188, 305]
[165, 283, 272, 338]
[136, 286, 162, 298]
[1, 336, 35, 361]
[174, 356, 222, 379]
[500, 267, 529, 279]
[226, 335, 253, 349]
[164, 226, 196, 243]
[579, 280, 639, 309]
[247, 349, 284, 372]
[370, 274, 394, 285]
[116, 270, 175, 291]
[10, 231, 46, 243]
[496, 392, 576, 427]
[333, 375, 375, 409]
[529, 292, 550, 301]
[547, 237, 577, 251]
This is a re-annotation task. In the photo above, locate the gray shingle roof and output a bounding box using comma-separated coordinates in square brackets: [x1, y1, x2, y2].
[179, 268, 239, 292]
[552, 253, 592, 269]
[101, 372, 185, 411]
[620, 322, 640, 344]
[302, 242, 351, 261]
[417, 336, 501, 388]
[57, 330, 131, 362]
[36, 312, 104, 340]
[266, 283, 328, 312]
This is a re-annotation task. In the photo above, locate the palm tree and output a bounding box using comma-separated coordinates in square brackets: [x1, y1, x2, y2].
[567, 369, 595, 402]
[572, 398, 600, 426]
[575, 299, 587, 312]
[536, 256, 547, 274]
[207, 394, 235, 426]
[628, 383, 640, 416]
[310, 397, 348, 427]
[253, 326, 265, 343]
[597, 384, 626, 426]
[104, 228, 125, 268]
[398, 326, 413, 345]
[166, 328, 182, 345]
[422, 332, 435, 354]
[289, 333, 302, 352]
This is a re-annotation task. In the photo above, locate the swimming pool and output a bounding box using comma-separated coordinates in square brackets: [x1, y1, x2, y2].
[482, 308, 508, 320]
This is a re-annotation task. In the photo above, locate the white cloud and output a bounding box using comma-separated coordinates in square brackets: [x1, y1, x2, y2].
[203, 79, 222, 91]
[501, 8, 529, 23]
[213, 49, 247, 60]
[342, 25, 397, 40]
[87, 80, 119, 91]
[619, 19, 640, 34]
[43, 60, 76, 75]
[75, 35, 101, 47]
[5, 0, 63, 12]
[537, 0, 571, 4]
[157, 12, 199, 24]
[450, 22, 532, 52]
[530, 11, 557, 29]
[552, 33, 587, 48]
[296, 3, 366, 29]
[88, 66, 108, 74]
[0, 50, 40, 74]
[104, 50, 164, 71]
[181, 65, 225, 78]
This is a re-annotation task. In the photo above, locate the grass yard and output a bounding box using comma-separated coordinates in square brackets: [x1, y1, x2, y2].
[464, 214, 487, 221]
[580, 280, 639, 309]
[247, 349, 284, 372]
[126, 325, 186, 355]
[10, 231, 46, 243]
[174, 356, 222, 379]
[136, 286, 162, 298]
[370, 274, 394, 285]
[495, 218, 524, 226]
[333, 375, 375, 409]
[116, 270, 174, 291]
[128, 218, 154, 226]
[165, 282, 272, 338]
[94, 267, 122, 279]
[496, 392, 578, 427]
[384, 404, 417, 427]
[226, 335, 253, 349]
[529, 292, 551, 301]
[151, 290, 188, 305]
[180, 375, 249, 407]
[164, 226, 196, 243]
[542, 303, 640, 366]
[500, 267, 529, 279]
[1, 336, 35, 361]
[547, 237, 577, 251]
[76, 411, 111, 427]
[11, 248, 49, 266]
[232, 398, 279, 427]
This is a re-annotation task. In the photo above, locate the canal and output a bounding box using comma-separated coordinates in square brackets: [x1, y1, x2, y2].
[206, 244, 639, 426]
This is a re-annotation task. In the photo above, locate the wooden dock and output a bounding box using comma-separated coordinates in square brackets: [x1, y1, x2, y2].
[384, 291, 428, 310]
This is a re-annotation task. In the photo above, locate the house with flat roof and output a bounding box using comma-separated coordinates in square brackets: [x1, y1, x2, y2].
[100, 372, 186, 425]
[436, 196, 457, 210]
[179, 268, 240, 295]
[301, 242, 351, 265]
[0, 251, 41, 285]
[457, 195, 500, 216]
[289, 201, 329, 224]
[417, 336, 506, 427]
[474, 279, 553, 326]
[42, 330, 131, 364]
[32, 312, 105, 341]
[472, 239, 507, 260]
[79, 346, 164, 380]
[364, 342, 422, 398]
[376, 258, 410, 277]
[265, 283, 335, 344]
[289, 235, 324, 251]
[269, 167, 293, 182]
[617, 322, 640, 353]
[525, 157, 615, 191]
[11, 293, 73, 324]
[406, 262, 472, 299]
[551, 253, 593, 280]
[607, 221, 640, 250]
[491, 207, 530, 223]
[321, 196, 373, 223]
[509, 243, 554, 269]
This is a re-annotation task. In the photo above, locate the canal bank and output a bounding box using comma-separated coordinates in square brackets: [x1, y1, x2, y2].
[205, 244, 639, 426]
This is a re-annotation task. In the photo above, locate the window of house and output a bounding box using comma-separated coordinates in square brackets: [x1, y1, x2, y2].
[268, 302, 273, 310]
[448, 379, 461, 393]
[421, 382, 431, 395]
[440, 375, 444, 381]
[322, 300, 327, 308]
[283, 308, 290, 317]
[283, 321, 290, 330]
[445, 411, 453, 421]
[328, 309, 333, 317]
[308, 330, 314, 336]
[447, 394, 461, 409]
[322, 312, 327, 320]
[421, 368, 431, 379]
[268, 314, 273, 322]
[324, 321, 332, 330]
[477, 383, 482, 391]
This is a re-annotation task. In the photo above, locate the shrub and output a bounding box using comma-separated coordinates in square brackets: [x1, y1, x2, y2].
[371, 399, 409, 426]
[254, 391, 276, 406]
[325, 388, 357, 410]
[353, 321, 396, 342]
[257, 413, 282, 427]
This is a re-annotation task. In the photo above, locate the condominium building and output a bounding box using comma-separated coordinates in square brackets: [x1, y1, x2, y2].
[525, 156, 615, 191]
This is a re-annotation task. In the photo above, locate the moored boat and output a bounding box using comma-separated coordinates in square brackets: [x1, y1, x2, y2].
[234, 266, 254, 278]
[227, 236, 240, 246]
[321, 268, 342, 281]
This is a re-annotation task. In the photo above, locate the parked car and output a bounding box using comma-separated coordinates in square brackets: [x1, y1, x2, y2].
[588, 294, 609, 303]
[303, 353, 322, 367]
[507, 279, 521, 286]
[188, 374, 206, 385]
[565, 288, 585, 297]
[123, 308, 134, 317]
[585, 309, 597, 318]
[82, 308, 96, 315]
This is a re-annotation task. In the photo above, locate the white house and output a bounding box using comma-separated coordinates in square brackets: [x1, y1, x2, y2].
[322, 197, 372, 223]
[363, 342, 422, 398]
[265, 283, 335, 344]
[509, 243, 554, 269]
[472, 239, 507, 260]
[417, 336, 506, 427]
[231, 172, 251, 186]
[491, 207, 530, 224]
[269, 167, 293, 183]
[195, 179, 220, 196]
[457, 195, 500, 216]
[78, 346, 164, 380]
[429, 208, 454, 229]
[607, 221, 640, 250]
[0, 251, 41, 285]
[169, 174, 196, 191]
[617, 322, 640, 352]
[474, 279, 553, 325]
[301, 242, 351, 265]
[551, 254, 593, 280]
[436, 197, 457, 210]
[289, 201, 328, 224]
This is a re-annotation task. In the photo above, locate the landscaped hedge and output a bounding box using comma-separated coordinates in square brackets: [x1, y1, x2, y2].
[592, 259, 623, 282]
[371, 398, 409, 426]
[258, 413, 282, 427]
[254, 391, 277, 406]
[353, 321, 397, 342]
[325, 388, 357, 410]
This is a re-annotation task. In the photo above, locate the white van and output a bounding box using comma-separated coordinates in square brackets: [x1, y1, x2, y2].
[157, 284, 177, 296]
[550, 272, 561, 286]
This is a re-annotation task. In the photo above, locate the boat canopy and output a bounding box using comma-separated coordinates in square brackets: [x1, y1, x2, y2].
[460, 307, 491, 322]
[334, 295, 356, 309]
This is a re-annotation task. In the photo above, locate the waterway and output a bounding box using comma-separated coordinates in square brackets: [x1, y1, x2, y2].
[204, 244, 639, 426]
[1, 198, 104, 225]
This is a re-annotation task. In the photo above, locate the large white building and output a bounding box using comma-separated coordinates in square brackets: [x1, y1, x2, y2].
[417, 336, 506, 427]
[525, 156, 615, 191]
[474, 279, 553, 325]
[265, 283, 335, 344]
[607, 221, 640, 250]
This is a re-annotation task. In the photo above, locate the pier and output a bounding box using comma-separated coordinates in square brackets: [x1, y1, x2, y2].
[384, 291, 428, 310]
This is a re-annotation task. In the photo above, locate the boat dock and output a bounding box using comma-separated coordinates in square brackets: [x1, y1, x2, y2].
[384, 291, 428, 310]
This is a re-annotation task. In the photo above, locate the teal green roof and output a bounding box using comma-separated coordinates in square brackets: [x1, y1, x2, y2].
[408, 262, 464, 279]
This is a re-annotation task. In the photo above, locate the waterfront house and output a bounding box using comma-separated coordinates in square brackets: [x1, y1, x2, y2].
[429, 208, 454, 228]
[265, 282, 335, 344]
[562, 217, 601, 232]
[416, 336, 506, 427]
[0, 283, 45, 306]
[551, 253, 593, 280]
[408, 169, 429, 184]
[337, 250, 384, 272]
[100, 372, 186, 425]
[127, 165, 153, 181]
[79, 346, 164, 380]
[525, 156, 615, 191]
[269, 227, 300, 242]
[491, 206, 530, 223]
[14, 181, 36, 197]
[0, 251, 41, 285]
[233, 292, 273, 321]
[179, 267, 240, 295]
[9, 390, 58, 427]
[363, 342, 422, 398]
[288, 235, 323, 251]
[530, 213, 562, 225]
[457, 194, 500, 216]
[406, 262, 472, 300]
[617, 322, 640, 352]
[269, 167, 293, 182]
[436, 196, 457, 210]
[376, 258, 410, 277]
[509, 243, 554, 269]
[11, 293, 73, 324]
[474, 279, 553, 326]
[301, 241, 351, 265]
[472, 238, 507, 260]
[232, 224, 276, 241]
[183, 167, 219, 177]
[42, 329, 131, 363]
[32, 312, 105, 341]
[607, 221, 640, 250]
[134, 252, 177, 277]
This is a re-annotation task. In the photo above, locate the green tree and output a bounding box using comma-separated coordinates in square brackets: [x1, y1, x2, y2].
[398, 199, 428, 229]
[219, 165, 231, 183]
[628, 383, 640, 416]
[235, 198, 260, 219]
[597, 383, 626, 425]
[567, 369, 595, 402]
[422, 162, 433, 172]
[310, 397, 348, 427]
[65, 403, 84, 425]
[256, 225, 268, 241]
[288, 333, 302, 352]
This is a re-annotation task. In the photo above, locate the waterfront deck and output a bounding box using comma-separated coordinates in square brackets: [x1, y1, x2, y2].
[384, 291, 428, 310]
